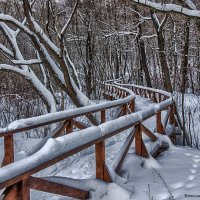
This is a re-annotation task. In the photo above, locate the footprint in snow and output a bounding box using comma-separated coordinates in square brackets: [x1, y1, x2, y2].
[188, 175, 196, 181]
[190, 169, 196, 174]
[170, 182, 184, 189]
[185, 183, 196, 189]
[185, 153, 192, 157]
[193, 155, 200, 158]
[193, 158, 200, 163]
[192, 163, 199, 168]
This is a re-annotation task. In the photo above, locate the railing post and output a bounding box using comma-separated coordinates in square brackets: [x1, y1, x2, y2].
[22, 177, 30, 200]
[96, 110, 106, 180]
[66, 119, 73, 134]
[169, 106, 175, 125]
[3, 184, 21, 200]
[130, 99, 135, 113]
[156, 111, 164, 134]
[3, 135, 14, 166]
[122, 104, 127, 115]
[153, 92, 157, 103]
[158, 93, 162, 103]
[144, 90, 147, 98]
[135, 124, 149, 158]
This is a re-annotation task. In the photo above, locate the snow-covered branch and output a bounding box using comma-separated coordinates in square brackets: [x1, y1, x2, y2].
[104, 31, 138, 38]
[12, 59, 42, 65]
[0, 64, 56, 113]
[60, 1, 78, 36]
[130, 0, 200, 18]
[0, 44, 14, 57]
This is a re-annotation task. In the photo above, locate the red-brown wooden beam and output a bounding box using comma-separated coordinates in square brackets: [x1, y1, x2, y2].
[135, 124, 149, 158]
[141, 124, 157, 142]
[130, 99, 135, 113]
[95, 141, 105, 180]
[3, 183, 22, 200]
[96, 110, 106, 180]
[65, 119, 73, 134]
[2, 135, 14, 167]
[115, 129, 135, 173]
[72, 120, 89, 130]
[22, 178, 30, 200]
[156, 112, 165, 134]
[28, 177, 89, 199]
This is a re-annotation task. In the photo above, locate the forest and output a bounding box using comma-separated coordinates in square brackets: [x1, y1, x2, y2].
[0, 1, 200, 200]
[0, 0, 199, 146]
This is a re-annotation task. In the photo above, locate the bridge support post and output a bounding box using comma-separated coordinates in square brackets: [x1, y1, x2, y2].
[130, 99, 135, 113]
[135, 124, 149, 158]
[96, 110, 106, 180]
[156, 112, 164, 134]
[2, 135, 14, 166]
[3, 182, 23, 200]
[65, 119, 73, 134]
[22, 178, 30, 200]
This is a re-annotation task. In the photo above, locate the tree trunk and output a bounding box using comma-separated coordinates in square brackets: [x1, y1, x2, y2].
[157, 31, 173, 93]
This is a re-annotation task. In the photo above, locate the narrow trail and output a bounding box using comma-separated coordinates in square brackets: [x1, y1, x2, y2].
[31, 96, 200, 200]
[0, 82, 199, 200]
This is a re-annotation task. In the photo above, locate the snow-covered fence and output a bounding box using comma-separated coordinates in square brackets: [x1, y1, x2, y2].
[0, 84, 135, 167]
[0, 81, 181, 200]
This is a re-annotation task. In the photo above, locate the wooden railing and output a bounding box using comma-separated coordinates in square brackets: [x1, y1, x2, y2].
[0, 81, 180, 200]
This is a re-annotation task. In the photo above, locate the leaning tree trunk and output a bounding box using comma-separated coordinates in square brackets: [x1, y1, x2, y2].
[137, 23, 152, 87]
[157, 31, 173, 93]
[180, 19, 191, 146]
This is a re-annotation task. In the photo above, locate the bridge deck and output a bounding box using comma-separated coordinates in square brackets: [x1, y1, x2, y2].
[7, 96, 195, 200]
[0, 82, 196, 200]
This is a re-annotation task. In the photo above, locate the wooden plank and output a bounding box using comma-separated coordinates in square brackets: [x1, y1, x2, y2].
[135, 124, 149, 158]
[141, 124, 157, 142]
[72, 120, 89, 130]
[65, 120, 73, 134]
[101, 110, 106, 123]
[130, 99, 135, 113]
[156, 112, 165, 134]
[122, 104, 127, 115]
[3, 183, 22, 200]
[28, 177, 89, 199]
[95, 141, 105, 180]
[103, 164, 112, 183]
[53, 121, 70, 138]
[159, 94, 163, 102]
[96, 109, 106, 180]
[153, 92, 158, 103]
[115, 129, 135, 173]
[2, 135, 14, 166]
[22, 178, 30, 200]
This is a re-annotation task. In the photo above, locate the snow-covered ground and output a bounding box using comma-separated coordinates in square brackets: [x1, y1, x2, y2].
[1, 95, 200, 200]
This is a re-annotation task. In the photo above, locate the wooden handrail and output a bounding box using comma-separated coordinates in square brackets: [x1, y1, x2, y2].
[0, 85, 135, 137]
[0, 80, 180, 200]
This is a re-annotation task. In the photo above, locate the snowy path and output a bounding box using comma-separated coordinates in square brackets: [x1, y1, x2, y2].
[1, 96, 200, 200]
[119, 146, 200, 200]
[29, 96, 200, 200]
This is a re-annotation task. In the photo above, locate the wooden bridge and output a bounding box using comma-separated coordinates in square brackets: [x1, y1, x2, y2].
[0, 81, 181, 200]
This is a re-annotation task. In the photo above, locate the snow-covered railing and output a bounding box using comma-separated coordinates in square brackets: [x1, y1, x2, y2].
[115, 82, 171, 102]
[0, 81, 180, 200]
[0, 84, 135, 166]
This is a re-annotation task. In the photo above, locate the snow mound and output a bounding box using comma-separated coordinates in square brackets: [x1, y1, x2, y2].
[91, 182, 132, 200]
